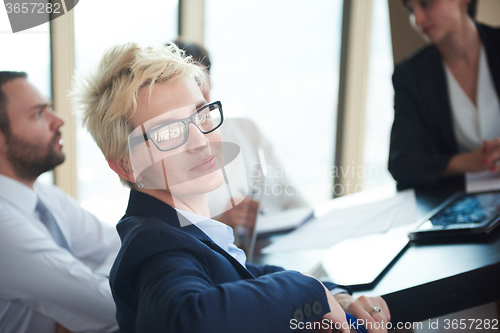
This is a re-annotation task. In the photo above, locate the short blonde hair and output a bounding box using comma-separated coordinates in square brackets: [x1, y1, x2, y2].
[71, 42, 206, 187]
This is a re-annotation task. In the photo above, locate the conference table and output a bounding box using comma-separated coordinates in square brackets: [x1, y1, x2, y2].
[253, 185, 500, 325]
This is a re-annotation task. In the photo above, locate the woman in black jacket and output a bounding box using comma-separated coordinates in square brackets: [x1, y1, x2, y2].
[389, 0, 500, 189]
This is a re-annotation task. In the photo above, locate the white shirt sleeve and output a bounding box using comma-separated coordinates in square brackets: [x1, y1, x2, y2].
[39, 183, 121, 274]
[0, 182, 120, 333]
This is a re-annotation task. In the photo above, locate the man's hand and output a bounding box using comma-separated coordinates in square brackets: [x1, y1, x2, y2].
[315, 286, 350, 333]
[215, 197, 259, 230]
[300, 273, 349, 333]
[334, 293, 390, 333]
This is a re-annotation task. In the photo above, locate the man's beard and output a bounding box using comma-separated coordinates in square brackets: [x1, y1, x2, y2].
[6, 132, 66, 181]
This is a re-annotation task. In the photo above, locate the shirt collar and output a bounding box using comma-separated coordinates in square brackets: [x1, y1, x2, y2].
[124, 190, 211, 241]
[123, 190, 247, 266]
[174, 208, 231, 251]
[174, 208, 247, 267]
[0, 174, 38, 215]
[125, 190, 231, 245]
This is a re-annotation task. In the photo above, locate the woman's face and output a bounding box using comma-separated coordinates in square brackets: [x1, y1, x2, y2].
[129, 78, 224, 197]
[405, 0, 469, 44]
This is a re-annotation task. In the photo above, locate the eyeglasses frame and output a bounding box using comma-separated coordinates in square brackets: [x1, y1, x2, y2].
[129, 100, 224, 152]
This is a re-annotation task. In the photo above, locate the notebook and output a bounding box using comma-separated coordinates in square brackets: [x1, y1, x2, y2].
[318, 225, 410, 291]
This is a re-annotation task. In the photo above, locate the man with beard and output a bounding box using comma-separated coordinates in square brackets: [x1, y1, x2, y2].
[0, 72, 120, 333]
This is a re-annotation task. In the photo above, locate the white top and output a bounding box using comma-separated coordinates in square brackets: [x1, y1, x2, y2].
[446, 45, 500, 153]
[0, 174, 121, 333]
[174, 208, 247, 266]
[207, 118, 309, 215]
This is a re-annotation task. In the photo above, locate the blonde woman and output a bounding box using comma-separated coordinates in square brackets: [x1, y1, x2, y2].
[72, 43, 390, 333]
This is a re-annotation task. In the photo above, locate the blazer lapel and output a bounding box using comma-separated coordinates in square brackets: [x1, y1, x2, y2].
[126, 190, 255, 280]
[416, 46, 458, 153]
[166, 213, 255, 280]
[477, 24, 500, 100]
[200, 239, 256, 280]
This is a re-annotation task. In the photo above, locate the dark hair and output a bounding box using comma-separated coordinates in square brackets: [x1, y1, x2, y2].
[170, 39, 212, 73]
[0, 71, 28, 136]
[401, 0, 478, 19]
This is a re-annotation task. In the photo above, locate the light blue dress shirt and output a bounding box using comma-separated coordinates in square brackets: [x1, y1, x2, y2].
[174, 208, 247, 266]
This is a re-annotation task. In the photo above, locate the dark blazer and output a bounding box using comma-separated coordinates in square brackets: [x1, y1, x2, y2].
[388, 23, 500, 190]
[110, 190, 342, 333]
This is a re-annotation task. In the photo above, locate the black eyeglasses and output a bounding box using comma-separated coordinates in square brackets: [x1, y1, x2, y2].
[129, 101, 223, 152]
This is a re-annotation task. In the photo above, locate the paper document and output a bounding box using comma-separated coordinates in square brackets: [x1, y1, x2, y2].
[319, 224, 415, 289]
[255, 207, 314, 235]
[261, 189, 417, 254]
[466, 171, 500, 193]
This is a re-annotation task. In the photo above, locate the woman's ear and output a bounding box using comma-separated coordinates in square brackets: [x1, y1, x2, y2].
[108, 159, 135, 183]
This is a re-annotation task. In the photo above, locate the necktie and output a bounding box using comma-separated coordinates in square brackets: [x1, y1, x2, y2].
[35, 197, 71, 251]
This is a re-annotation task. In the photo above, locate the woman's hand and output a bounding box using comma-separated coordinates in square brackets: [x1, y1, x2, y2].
[482, 138, 500, 172]
[447, 147, 488, 175]
[445, 138, 500, 176]
[334, 293, 390, 333]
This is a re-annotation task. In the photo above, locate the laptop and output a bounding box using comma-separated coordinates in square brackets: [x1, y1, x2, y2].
[409, 190, 500, 244]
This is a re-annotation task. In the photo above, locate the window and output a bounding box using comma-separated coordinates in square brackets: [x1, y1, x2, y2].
[205, 0, 343, 204]
[0, 10, 52, 184]
[363, 0, 395, 190]
[75, 0, 178, 225]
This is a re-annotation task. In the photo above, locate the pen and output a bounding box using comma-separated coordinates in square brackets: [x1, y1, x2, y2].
[257, 147, 268, 178]
[345, 312, 368, 333]
[234, 187, 258, 256]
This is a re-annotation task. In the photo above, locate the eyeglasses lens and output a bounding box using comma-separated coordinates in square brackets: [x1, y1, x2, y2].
[153, 103, 222, 151]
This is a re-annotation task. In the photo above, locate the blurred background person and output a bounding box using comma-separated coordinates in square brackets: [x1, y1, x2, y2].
[172, 39, 310, 252]
[0, 71, 119, 333]
[388, 0, 500, 190]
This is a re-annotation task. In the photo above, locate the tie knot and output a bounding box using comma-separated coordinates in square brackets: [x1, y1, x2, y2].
[35, 197, 50, 218]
